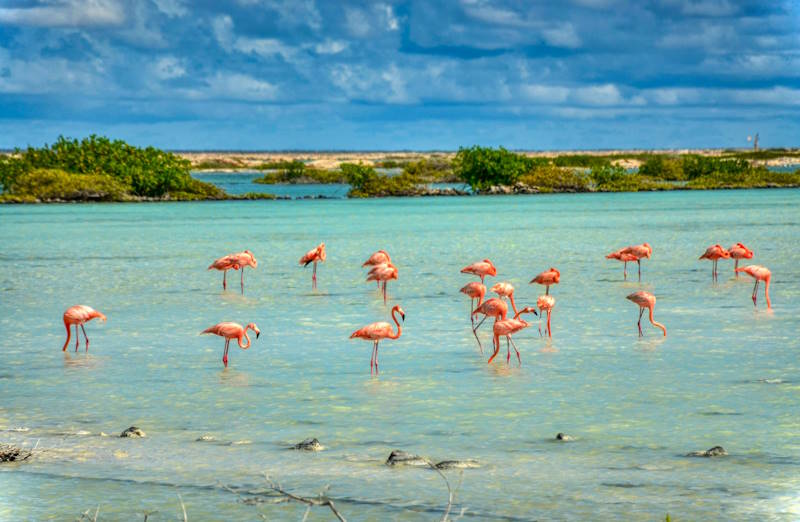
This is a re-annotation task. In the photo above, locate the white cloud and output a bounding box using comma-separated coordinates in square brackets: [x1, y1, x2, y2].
[573, 84, 623, 105]
[212, 15, 299, 62]
[152, 0, 187, 18]
[314, 39, 348, 55]
[541, 23, 582, 49]
[0, 0, 124, 27]
[521, 84, 570, 103]
[203, 73, 278, 101]
[152, 56, 185, 80]
[345, 8, 370, 37]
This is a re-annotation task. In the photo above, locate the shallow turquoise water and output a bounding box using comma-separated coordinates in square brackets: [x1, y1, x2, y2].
[1, 190, 799, 520]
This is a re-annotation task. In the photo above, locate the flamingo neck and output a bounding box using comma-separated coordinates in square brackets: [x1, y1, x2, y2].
[648, 307, 666, 336]
[238, 330, 251, 349]
[390, 309, 403, 339]
[764, 277, 771, 309]
[509, 294, 518, 315]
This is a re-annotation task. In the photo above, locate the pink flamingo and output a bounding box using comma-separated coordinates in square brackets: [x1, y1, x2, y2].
[536, 295, 555, 337]
[606, 249, 639, 280]
[208, 250, 258, 294]
[735, 265, 771, 309]
[363, 250, 391, 288]
[349, 304, 405, 374]
[530, 267, 560, 295]
[62, 305, 106, 352]
[488, 307, 538, 365]
[460, 281, 486, 333]
[460, 259, 497, 283]
[201, 322, 260, 368]
[490, 282, 518, 315]
[366, 262, 398, 304]
[728, 243, 754, 275]
[619, 243, 652, 281]
[626, 291, 666, 337]
[299, 242, 326, 290]
[699, 244, 730, 281]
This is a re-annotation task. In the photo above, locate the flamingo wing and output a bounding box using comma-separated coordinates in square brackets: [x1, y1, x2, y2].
[350, 322, 393, 340]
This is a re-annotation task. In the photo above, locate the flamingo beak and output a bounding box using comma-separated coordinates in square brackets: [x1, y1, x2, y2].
[401, 313, 405, 322]
[256, 331, 260, 339]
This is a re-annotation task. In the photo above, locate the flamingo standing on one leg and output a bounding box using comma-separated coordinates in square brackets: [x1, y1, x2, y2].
[62, 305, 106, 352]
[699, 244, 730, 281]
[626, 291, 666, 337]
[735, 265, 771, 309]
[460, 282, 486, 349]
[490, 282, 518, 316]
[200, 322, 260, 368]
[460, 259, 497, 284]
[349, 305, 405, 375]
[530, 267, 560, 295]
[619, 243, 652, 281]
[606, 249, 638, 280]
[299, 242, 326, 290]
[366, 262, 398, 304]
[363, 250, 391, 288]
[208, 250, 258, 294]
[488, 307, 538, 366]
[728, 243, 754, 275]
[536, 295, 555, 338]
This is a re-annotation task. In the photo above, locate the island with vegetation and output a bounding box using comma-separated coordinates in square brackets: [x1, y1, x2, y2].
[0, 135, 274, 203]
[2, 136, 798, 202]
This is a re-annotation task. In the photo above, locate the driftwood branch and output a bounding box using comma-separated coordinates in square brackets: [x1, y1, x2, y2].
[262, 474, 347, 522]
[425, 459, 466, 522]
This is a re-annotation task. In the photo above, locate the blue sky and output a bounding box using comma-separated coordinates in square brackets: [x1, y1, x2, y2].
[0, 0, 798, 150]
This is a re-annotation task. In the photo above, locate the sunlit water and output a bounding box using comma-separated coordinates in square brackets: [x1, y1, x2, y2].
[1, 189, 799, 520]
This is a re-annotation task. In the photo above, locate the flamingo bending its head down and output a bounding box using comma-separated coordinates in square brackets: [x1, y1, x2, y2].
[460, 259, 497, 284]
[488, 307, 538, 366]
[606, 249, 639, 280]
[350, 304, 405, 375]
[728, 243, 754, 274]
[619, 243, 652, 281]
[626, 291, 666, 337]
[366, 262, 398, 304]
[62, 305, 106, 352]
[201, 322, 260, 367]
[208, 250, 257, 294]
[536, 295, 555, 338]
[490, 282, 518, 315]
[699, 244, 730, 281]
[735, 265, 771, 309]
[363, 250, 391, 288]
[530, 268, 560, 295]
[299, 242, 326, 290]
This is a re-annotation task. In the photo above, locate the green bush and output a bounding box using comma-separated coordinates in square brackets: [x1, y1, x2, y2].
[402, 158, 457, 182]
[9, 168, 131, 201]
[552, 154, 611, 169]
[638, 156, 686, 180]
[590, 165, 642, 191]
[342, 163, 420, 197]
[453, 146, 539, 191]
[254, 162, 344, 184]
[519, 164, 590, 192]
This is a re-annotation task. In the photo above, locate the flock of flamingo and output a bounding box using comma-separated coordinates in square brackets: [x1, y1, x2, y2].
[61, 241, 771, 373]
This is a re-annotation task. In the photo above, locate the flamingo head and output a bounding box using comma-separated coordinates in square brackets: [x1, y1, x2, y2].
[514, 306, 538, 319]
[391, 305, 405, 322]
[484, 259, 497, 276]
[247, 323, 261, 338]
[318, 243, 326, 261]
[642, 243, 652, 258]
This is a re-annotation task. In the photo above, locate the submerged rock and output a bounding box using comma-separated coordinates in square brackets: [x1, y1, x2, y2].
[386, 450, 430, 467]
[0, 444, 32, 463]
[291, 438, 324, 451]
[196, 435, 216, 442]
[687, 446, 727, 458]
[556, 433, 575, 442]
[120, 426, 146, 438]
[435, 459, 481, 470]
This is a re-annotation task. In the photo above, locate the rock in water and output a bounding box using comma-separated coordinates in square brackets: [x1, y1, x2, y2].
[120, 426, 146, 438]
[386, 450, 429, 467]
[0, 444, 32, 463]
[435, 459, 481, 470]
[556, 433, 575, 441]
[196, 435, 215, 442]
[687, 446, 727, 457]
[292, 438, 324, 451]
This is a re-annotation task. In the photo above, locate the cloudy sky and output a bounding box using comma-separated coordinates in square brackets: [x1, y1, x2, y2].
[0, 0, 798, 150]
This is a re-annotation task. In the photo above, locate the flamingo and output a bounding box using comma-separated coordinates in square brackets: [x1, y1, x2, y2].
[460, 259, 497, 284]
[208, 250, 258, 294]
[619, 243, 652, 281]
[200, 322, 260, 368]
[349, 304, 405, 375]
[530, 267, 560, 295]
[299, 242, 326, 290]
[62, 305, 106, 352]
[460, 282, 486, 347]
[490, 282, 518, 316]
[536, 295, 555, 337]
[728, 243, 754, 275]
[488, 307, 538, 365]
[735, 265, 771, 309]
[606, 249, 638, 280]
[626, 291, 666, 337]
[699, 244, 730, 281]
[366, 262, 398, 304]
[363, 250, 391, 288]
[472, 297, 509, 332]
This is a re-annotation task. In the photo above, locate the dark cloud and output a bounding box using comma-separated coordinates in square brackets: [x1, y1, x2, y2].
[0, 0, 798, 148]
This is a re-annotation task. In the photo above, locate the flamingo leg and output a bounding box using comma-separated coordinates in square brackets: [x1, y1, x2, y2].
[752, 280, 759, 307]
[538, 311, 543, 337]
[223, 270, 227, 290]
[547, 310, 552, 338]
[546, 285, 550, 295]
[509, 337, 521, 366]
[638, 308, 644, 336]
[637, 260, 641, 282]
[74, 324, 80, 351]
[374, 342, 380, 374]
[81, 324, 90, 352]
[370, 341, 376, 374]
[734, 258, 739, 275]
[382, 281, 387, 304]
[623, 261, 627, 280]
[312, 262, 317, 290]
[487, 335, 500, 364]
[223, 339, 229, 367]
[506, 336, 510, 364]
[474, 315, 487, 333]
[240, 269, 245, 294]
